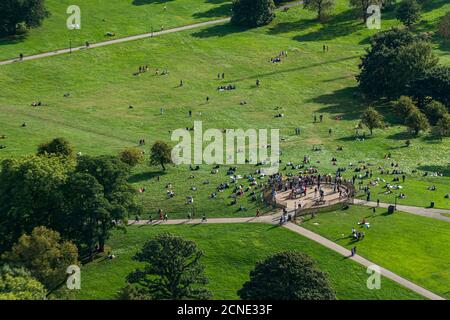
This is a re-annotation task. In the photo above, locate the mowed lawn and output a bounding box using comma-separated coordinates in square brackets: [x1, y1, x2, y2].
[74, 223, 423, 300]
[0, 2, 449, 218]
[0, 0, 232, 61]
[300, 205, 450, 299]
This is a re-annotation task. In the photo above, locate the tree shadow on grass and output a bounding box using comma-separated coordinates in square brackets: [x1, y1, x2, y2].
[417, 164, 450, 176]
[191, 23, 246, 39]
[309, 86, 365, 121]
[267, 9, 365, 42]
[128, 170, 166, 183]
[132, 0, 175, 6]
[0, 33, 28, 49]
[192, 3, 232, 19]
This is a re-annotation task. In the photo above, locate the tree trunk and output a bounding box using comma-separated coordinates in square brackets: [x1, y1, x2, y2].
[161, 162, 166, 171]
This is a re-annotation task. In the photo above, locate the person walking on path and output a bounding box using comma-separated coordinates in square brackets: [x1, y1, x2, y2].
[202, 214, 207, 223]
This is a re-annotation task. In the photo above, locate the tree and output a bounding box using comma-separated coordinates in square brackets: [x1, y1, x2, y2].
[119, 148, 144, 167]
[424, 100, 448, 125]
[2, 227, 78, 291]
[357, 28, 438, 99]
[238, 251, 336, 300]
[438, 12, 450, 42]
[304, 0, 336, 21]
[394, 96, 418, 122]
[409, 65, 450, 108]
[0, 155, 71, 253]
[126, 233, 212, 300]
[117, 284, 151, 300]
[37, 137, 74, 157]
[231, 0, 276, 28]
[433, 114, 450, 139]
[361, 107, 384, 134]
[0, 265, 47, 300]
[405, 108, 429, 136]
[349, 0, 382, 23]
[0, 0, 49, 36]
[75, 156, 140, 252]
[150, 141, 173, 171]
[396, 0, 422, 27]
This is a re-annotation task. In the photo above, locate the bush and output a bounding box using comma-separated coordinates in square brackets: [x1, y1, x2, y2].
[231, 0, 276, 28]
[424, 100, 448, 125]
[119, 148, 144, 167]
[238, 251, 336, 300]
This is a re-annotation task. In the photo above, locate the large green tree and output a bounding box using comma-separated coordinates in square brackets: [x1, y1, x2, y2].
[433, 114, 450, 139]
[0, 155, 71, 253]
[238, 251, 336, 300]
[126, 233, 212, 300]
[409, 65, 450, 108]
[357, 28, 438, 100]
[2, 227, 78, 291]
[231, 0, 276, 28]
[304, 0, 336, 21]
[0, 265, 47, 300]
[424, 101, 448, 125]
[396, 0, 422, 27]
[75, 155, 140, 252]
[0, 0, 49, 36]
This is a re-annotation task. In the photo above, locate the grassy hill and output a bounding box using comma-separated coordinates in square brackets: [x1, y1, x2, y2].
[72, 223, 424, 300]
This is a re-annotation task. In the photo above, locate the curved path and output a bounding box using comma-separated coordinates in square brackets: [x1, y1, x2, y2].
[129, 214, 445, 300]
[354, 199, 450, 222]
[0, 1, 304, 66]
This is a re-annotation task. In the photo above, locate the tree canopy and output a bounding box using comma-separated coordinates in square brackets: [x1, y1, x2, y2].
[2, 227, 78, 290]
[0, 0, 49, 36]
[0, 265, 47, 300]
[150, 141, 173, 171]
[238, 251, 336, 300]
[231, 0, 276, 28]
[126, 233, 212, 300]
[357, 28, 438, 100]
[396, 0, 422, 27]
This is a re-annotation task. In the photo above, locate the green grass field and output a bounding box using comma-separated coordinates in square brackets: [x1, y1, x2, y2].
[300, 205, 450, 299]
[0, 0, 232, 61]
[0, 2, 448, 217]
[73, 223, 423, 300]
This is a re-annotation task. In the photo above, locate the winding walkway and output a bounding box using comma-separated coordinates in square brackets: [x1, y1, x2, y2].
[0, 1, 304, 66]
[354, 199, 450, 222]
[129, 214, 445, 300]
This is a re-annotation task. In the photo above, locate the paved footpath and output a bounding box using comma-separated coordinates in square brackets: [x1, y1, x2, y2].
[0, 1, 304, 66]
[129, 214, 445, 300]
[354, 199, 450, 222]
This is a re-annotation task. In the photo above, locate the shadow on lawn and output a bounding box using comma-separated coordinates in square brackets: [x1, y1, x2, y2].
[191, 22, 246, 38]
[128, 170, 166, 183]
[0, 33, 28, 50]
[268, 9, 364, 42]
[417, 164, 450, 176]
[132, 0, 175, 6]
[192, 3, 232, 19]
[309, 86, 365, 121]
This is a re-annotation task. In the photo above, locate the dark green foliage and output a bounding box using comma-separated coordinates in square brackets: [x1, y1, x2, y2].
[357, 28, 438, 100]
[231, 0, 276, 28]
[238, 251, 336, 300]
[409, 66, 450, 108]
[126, 233, 212, 300]
[0, 0, 49, 36]
[396, 0, 422, 26]
[150, 141, 173, 171]
[37, 137, 74, 157]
